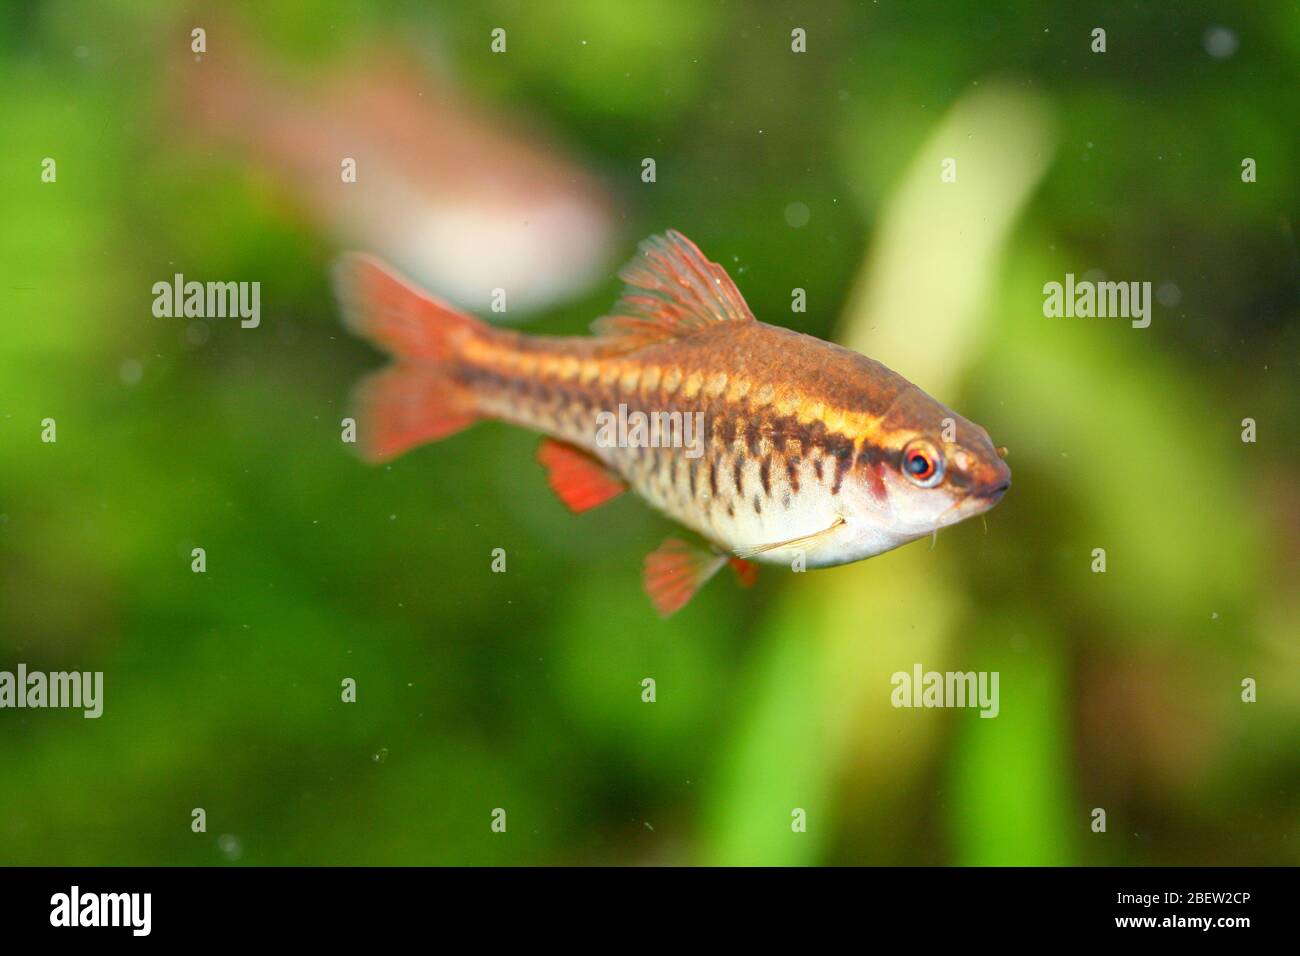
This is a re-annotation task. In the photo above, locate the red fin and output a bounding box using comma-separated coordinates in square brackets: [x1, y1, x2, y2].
[643, 537, 728, 617]
[592, 230, 755, 348]
[334, 253, 486, 462]
[334, 253, 481, 362]
[729, 558, 758, 588]
[537, 439, 627, 513]
[351, 364, 476, 463]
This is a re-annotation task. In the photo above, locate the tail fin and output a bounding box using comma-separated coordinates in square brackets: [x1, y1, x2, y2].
[333, 254, 483, 462]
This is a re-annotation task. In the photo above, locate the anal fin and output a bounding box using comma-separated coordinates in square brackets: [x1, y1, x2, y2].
[729, 558, 758, 588]
[644, 537, 731, 617]
[537, 438, 627, 513]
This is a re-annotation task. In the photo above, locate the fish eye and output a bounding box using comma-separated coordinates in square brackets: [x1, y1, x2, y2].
[902, 439, 944, 488]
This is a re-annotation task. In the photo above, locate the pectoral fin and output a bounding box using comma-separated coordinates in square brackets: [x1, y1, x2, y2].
[731, 515, 846, 561]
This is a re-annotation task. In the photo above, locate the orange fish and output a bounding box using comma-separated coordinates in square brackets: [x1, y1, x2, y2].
[335, 231, 1011, 615]
[174, 25, 613, 314]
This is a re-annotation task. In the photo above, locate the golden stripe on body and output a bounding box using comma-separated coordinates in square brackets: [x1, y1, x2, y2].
[458, 338, 911, 454]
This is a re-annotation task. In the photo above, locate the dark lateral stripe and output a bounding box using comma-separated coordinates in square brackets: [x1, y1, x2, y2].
[460, 358, 904, 479]
[759, 457, 771, 496]
[831, 448, 852, 495]
[854, 443, 890, 469]
[786, 457, 801, 494]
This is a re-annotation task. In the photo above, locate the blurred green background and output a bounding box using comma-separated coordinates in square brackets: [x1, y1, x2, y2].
[1, 1, 1297, 865]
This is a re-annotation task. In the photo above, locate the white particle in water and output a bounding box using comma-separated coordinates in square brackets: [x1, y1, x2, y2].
[217, 834, 243, 861]
[118, 358, 143, 385]
[1203, 26, 1238, 59]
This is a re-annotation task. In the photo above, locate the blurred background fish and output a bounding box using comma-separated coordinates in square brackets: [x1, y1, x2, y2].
[171, 17, 616, 315]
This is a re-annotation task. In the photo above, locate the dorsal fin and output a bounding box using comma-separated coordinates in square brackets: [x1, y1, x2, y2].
[592, 230, 755, 348]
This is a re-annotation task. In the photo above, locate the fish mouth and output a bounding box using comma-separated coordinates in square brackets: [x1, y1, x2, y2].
[974, 478, 1011, 502]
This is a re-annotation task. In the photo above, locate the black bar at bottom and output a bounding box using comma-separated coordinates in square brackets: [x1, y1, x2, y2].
[0, 866, 1282, 941]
